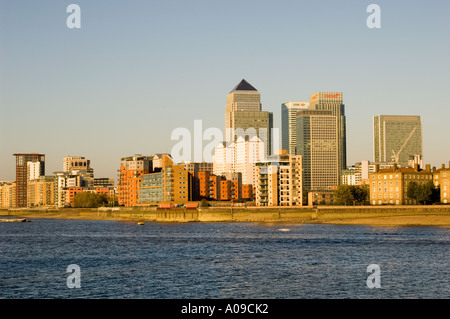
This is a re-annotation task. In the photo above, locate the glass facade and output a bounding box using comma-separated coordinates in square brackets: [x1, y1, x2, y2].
[139, 173, 163, 203]
[373, 115, 422, 167]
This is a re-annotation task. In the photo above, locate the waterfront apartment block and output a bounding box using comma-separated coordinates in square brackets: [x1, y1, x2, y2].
[433, 162, 450, 203]
[225, 79, 273, 157]
[373, 115, 422, 167]
[118, 155, 153, 207]
[296, 110, 339, 192]
[183, 162, 214, 201]
[27, 176, 57, 207]
[281, 101, 310, 155]
[255, 150, 303, 206]
[369, 163, 433, 205]
[138, 154, 192, 205]
[13, 153, 45, 207]
[0, 182, 16, 208]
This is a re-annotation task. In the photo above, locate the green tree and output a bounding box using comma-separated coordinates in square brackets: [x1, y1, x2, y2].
[407, 181, 439, 205]
[406, 181, 419, 201]
[334, 185, 369, 205]
[72, 192, 108, 208]
[334, 185, 354, 205]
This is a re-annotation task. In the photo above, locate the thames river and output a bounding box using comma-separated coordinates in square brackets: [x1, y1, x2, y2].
[0, 218, 449, 299]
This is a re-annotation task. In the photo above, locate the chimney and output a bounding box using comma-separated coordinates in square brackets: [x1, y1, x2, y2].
[393, 163, 398, 172]
[375, 164, 380, 173]
[442, 164, 446, 169]
[414, 163, 419, 172]
[433, 166, 436, 172]
[426, 164, 431, 172]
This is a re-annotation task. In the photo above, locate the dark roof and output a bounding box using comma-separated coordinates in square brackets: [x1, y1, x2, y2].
[230, 79, 257, 93]
[377, 167, 430, 174]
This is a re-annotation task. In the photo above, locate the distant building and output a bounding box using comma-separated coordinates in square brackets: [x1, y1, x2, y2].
[54, 171, 86, 207]
[93, 178, 115, 188]
[341, 167, 357, 185]
[13, 153, 45, 207]
[342, 160, 392, 185]
[63, 156, 94, 187]
[152, 153, 171, 170]
[373, 115, 423, 167]
[213, 135, 265, 189]
[183, 162, 213, 201]
[255, 150, 303, 206]
[309, 92, 347, 172]
[281, 101, 309, 155]
[296, 110, 338, 192]
[225, 79, 273, 157]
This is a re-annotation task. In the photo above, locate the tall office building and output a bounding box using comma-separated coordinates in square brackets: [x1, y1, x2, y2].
[296, 110, 339, 191]
[225, 79, 273, 157]
[373, 115, 422, 167]
[281, 101, 309, 155]
[309, 92, 346, 172]
[13, 153, 45, 207]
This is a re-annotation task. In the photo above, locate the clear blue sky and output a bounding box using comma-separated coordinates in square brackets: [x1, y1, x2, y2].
[1, 0, 449, 181]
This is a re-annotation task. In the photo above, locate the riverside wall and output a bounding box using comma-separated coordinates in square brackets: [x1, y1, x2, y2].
[1, 205, 450, 223]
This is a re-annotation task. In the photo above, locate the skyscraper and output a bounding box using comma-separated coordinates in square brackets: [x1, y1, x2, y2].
[296, 110, 339, 191]
[225, 79, 273, 157]
[281, 101, 309, 155]
[373, 115, 423, 167]
[13, 153, 45, 207]
[309, 92, 346, 172]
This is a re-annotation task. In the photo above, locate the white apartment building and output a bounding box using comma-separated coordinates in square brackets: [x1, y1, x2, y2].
[213, 136, 265, 189]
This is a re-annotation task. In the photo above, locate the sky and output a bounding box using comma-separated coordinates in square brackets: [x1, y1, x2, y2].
[1, 0, 449, 182]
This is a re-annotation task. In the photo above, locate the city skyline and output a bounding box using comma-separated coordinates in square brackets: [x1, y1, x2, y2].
[1, 0, 449, 181]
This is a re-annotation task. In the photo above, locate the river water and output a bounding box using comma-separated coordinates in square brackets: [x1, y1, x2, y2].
[0, 218, 449, 299]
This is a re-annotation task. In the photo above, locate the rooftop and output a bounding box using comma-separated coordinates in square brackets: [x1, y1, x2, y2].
[230, 79, 257, 93]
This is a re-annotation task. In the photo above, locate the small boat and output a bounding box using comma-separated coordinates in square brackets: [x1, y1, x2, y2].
[137, 222, 144, 225]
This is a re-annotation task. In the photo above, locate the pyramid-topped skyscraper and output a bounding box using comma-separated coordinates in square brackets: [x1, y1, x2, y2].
[225, 79, 273, 157]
